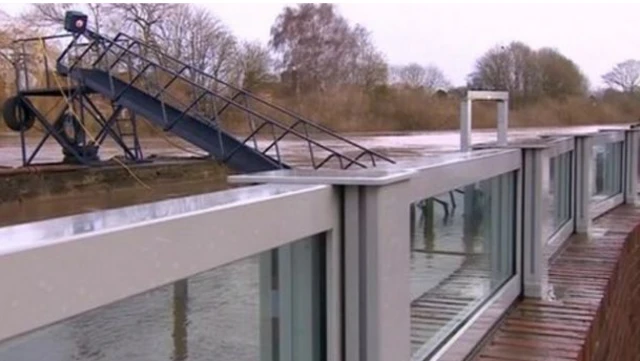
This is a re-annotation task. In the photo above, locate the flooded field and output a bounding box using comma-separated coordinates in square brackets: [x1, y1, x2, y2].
[0, 124, 630, 361]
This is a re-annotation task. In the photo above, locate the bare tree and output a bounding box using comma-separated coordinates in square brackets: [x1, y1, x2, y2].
[469, 41, 586, 103]
[106, 3, 180, 62]
[350, 45, 388, 90]
[602, 59, 640, 93]
[468, 42, 538, 96]
[85, 4, 110, 34]
[394, 63, 425, 88]
[0, 10, 59, 90]
[537, 47, 588, 98]
[25, 3, 72, 29]
[270, 4, 387, 91]
[423, 65, 451, 90]
[343, 25, 388, 90]
[235, 41, 274, 90]
[393, 63, 451, 91]
[158, 5, 237, 89]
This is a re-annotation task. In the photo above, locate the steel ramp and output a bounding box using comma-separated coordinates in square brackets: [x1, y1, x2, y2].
[66, 68, 284, 173]
[54, 27, 394, 172]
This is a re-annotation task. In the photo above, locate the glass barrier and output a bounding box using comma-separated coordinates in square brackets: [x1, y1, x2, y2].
[591, 141, 624, 203]
[409, 171, 517, 359]
[546, 150, 573, 241]
[0, 236, 326, 361]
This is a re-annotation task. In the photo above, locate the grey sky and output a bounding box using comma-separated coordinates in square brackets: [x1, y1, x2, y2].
[4, 3, 639, 89]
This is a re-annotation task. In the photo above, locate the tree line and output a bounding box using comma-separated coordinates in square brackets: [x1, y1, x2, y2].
[0, 3, 638, 133]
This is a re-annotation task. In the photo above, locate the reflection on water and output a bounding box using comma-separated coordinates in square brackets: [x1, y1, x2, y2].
[0, 255, 261, 361]
[546, 150, 573, 241]
[591, 141, 624, 202]
[0, 227, 325, 361]
[410, 172, 516, 357]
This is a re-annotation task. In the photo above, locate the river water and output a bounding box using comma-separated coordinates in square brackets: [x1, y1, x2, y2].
[0, 124, 629, 361]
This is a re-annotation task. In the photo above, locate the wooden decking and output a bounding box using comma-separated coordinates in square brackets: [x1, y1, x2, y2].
[471, 205, 640, 361]
[411, 255, 493, 355]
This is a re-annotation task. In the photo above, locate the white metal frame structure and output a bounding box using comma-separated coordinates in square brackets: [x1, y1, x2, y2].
[546, 138, 576, 253]
[0, 128, 638, 361]
[405, 150, 522, 361]
[473, 137, 575, 299]
[589, 130, 627, 219]
[520, 137, 575, 298]
[0, 184, 344, 361]
[230, 148, 523, 361]
[460, 91, 509, 152]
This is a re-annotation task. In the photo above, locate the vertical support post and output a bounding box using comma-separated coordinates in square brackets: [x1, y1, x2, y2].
[344, 186, 361, 361]
[277, 246, 293, 361]
[603, 142, 615, 192]
[462, 184, 481, 253]
[259, 251, 276, 361]
[460, 99, 472, 152]
[260, 238, 324, 361]
[497, 100, 509, 147]
[363, 182, 410, 361]
[289, 237, 324, 360]
[463, 184, 478, 249]
[423, 199, 435, 251]
[343, 181, 411, 361]
[485, 176, 502, 288]
[540, 150, 551, 241]
[172, 280, 188, 361]
[624, 129, 638, 204]
[575, 135, 593, 233]
[522, 147, 549, 298]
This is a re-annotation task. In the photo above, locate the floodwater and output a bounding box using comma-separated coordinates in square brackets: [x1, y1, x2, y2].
[0, 124, 630, 361]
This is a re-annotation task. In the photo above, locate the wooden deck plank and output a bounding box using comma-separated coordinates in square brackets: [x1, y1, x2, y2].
[410, 255, 495, 355]
[472, 204, 640, 361]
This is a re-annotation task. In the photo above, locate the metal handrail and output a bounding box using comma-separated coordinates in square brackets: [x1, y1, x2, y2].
[54, 28, 392, 169]
[95, 31, 395, 165]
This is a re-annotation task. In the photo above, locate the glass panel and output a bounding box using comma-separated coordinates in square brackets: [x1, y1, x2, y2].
[591, 141, 624, 202]
[0, 236, 326, 361]
[409, 171, 516, 358]
[546, 151, 573, 241]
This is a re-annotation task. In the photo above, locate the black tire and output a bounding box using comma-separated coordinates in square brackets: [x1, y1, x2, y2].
[3, 96, 36, 132]
[55, 113, 83, 146]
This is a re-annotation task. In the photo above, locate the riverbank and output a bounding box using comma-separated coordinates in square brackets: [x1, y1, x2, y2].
[0, 158, 228, 204]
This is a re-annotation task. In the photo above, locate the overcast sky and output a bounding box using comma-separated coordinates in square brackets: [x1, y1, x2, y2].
[4, 2, 639, 89]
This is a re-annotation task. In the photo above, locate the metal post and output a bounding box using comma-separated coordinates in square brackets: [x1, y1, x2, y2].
[460, 99, 472, 152]
[485, 177, 501, 288]
[624, 129, 639, 204]
[463, 184, 478, 242]
[344, 186, 362, 361]
[364, 182, 410, 361]
[260, 237, 324, 361]
[172, 280, 188, 361]
[497, 100, 509, 147]
[575, 135, 593, 233]
[343, 181, 411, 361]
[522, 148, 549, 298]
[259, 252, 276, 361]
[459, 91, 509, 152]
[289, 236, 324, 361]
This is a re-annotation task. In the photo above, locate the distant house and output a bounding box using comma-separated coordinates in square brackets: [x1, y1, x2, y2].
[434, 89, 448, 98]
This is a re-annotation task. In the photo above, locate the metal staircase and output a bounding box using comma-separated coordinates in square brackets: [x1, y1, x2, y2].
[52, 25, 394, 172]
